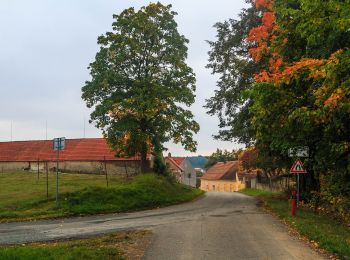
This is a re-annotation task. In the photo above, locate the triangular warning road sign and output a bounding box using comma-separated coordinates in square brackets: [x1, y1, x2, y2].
[290, 159, 307, 174]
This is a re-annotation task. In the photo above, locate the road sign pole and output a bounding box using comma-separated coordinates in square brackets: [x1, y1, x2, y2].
[290, 158, 306, 208]
[37, 158, 39, 180]
[297, 173, 300, 207]
[291, 191, 296, 216]
[46, 161, 49, 199]
[53, 137, 65, 206]
[56, 143, 59, 206]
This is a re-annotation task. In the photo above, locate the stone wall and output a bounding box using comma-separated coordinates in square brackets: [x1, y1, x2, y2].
[0, 160, 142, 176]
[0, 162, 30, 172]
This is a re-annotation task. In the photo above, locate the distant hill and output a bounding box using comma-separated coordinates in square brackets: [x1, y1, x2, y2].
[187, 156, 208, 170]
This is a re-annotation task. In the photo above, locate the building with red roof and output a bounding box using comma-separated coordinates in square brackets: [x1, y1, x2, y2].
[200, 161, 245, 192]
[0, 138, 148, 175]
[164, 153, 196, 187]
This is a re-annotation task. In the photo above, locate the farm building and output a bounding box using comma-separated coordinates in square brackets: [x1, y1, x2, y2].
[200, 161, 245, 192]
[0, 138, 149, 175]
[164, 154, 197, 187]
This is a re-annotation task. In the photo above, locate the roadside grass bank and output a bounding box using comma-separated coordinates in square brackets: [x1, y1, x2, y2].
[240, 188, 350, 259]
[0, 172, 203, 222]
[0, 230, 151, 260]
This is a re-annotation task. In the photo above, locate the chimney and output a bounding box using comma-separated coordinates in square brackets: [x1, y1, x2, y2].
[168, 152, 172, 158]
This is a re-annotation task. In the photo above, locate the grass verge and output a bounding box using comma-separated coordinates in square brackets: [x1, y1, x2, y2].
[240, 188, 350, 259]
[0, 172, 203, 222]
[0, 230, 151, 260]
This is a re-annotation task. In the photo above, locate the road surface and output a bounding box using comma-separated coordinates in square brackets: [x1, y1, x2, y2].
[0, 192, 323, 259]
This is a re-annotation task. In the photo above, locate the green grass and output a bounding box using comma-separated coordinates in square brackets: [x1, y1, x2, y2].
[239, 188, 274, 197]
[0, 172, 203, 222]
[0, 230, 150, 260]
[241, 188, 350, 259]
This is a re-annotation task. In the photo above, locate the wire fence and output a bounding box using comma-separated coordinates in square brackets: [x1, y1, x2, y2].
[255, 173, 296, 192]
[0, 161, 143, 205]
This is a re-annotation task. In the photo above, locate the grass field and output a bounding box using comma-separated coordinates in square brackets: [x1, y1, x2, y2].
[0, 230, 151, 260]
[0, 172, 203, 222]
[241, 188, 350, 259]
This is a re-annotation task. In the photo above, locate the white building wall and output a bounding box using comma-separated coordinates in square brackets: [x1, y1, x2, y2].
[180, 159, 197, 187]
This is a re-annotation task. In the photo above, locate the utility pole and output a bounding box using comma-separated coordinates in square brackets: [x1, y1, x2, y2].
[46, 161, 49, 199]
[83, 117, 86, 138]
[10, 121, 12, 141]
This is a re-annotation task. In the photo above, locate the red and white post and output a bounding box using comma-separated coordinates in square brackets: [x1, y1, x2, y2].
[291, 190, 296, 216]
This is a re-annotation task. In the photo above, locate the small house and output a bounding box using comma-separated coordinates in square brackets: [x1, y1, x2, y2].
[165, 154, 196, 187]
[200, 161, 245, 192]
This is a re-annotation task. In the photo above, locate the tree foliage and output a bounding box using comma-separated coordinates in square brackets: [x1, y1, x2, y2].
[207, 0, 350, 218]
[82, 3, 199, 172]
[205, 0, 263, 145]
[205, 148, 242, 169]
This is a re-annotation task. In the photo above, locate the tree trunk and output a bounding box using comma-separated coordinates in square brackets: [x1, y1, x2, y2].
[140, 141, 148, 173]
[152, 136, 166, 175]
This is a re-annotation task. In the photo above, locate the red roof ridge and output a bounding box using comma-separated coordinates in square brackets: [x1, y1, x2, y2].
[165, 157, 184, 171]
[0, 138, 144, 162]
[0, 137, 104, 144]
[170, 157, 185, 166]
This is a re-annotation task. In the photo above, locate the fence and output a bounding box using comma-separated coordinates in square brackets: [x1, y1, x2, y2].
[0, 162, 144, 209]
[255, 173, 296, 192]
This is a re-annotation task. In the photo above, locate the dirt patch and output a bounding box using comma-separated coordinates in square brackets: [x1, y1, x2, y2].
[117, 230, 153, 260]
[0, 230, 153, 260]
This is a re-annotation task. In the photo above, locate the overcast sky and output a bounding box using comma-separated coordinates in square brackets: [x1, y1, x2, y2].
[0, 0, 247, 156]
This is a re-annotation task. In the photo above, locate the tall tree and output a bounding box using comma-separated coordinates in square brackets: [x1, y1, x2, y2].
[205, 0, 266, 145]
[242, 0, 350, 216]
[82, 3, 199, 173]
[207, 0, 350, 216]
[205, 0, 284, 172]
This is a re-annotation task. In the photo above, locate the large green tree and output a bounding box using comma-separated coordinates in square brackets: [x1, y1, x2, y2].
[205, 0, 282, 170]
[247, 0, 350, 210]
[205, 0, 268, 145]
[82, 3, 199, 172]
[208, 0, 350, 217]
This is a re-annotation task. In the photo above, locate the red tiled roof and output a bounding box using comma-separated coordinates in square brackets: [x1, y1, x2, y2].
[201, 161, 239, 180]
[165, 157, 183, 172]
[0, 138, 141, 162]
[171, 157, 185, 167]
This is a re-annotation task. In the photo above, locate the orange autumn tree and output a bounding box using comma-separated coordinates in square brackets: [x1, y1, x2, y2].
[206, 0, 349, 214]
[205, 0, 273, 146]
[246, 0, 350, 216]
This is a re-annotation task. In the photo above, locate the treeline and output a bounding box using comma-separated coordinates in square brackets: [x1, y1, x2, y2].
[206, 0, 350, 220]
[205, 148, 242, 169]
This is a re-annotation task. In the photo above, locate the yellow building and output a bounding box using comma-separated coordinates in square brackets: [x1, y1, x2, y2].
[200, 161, 245, 192]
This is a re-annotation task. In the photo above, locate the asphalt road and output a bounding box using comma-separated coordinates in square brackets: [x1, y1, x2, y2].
[0, 192, 324, 259]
